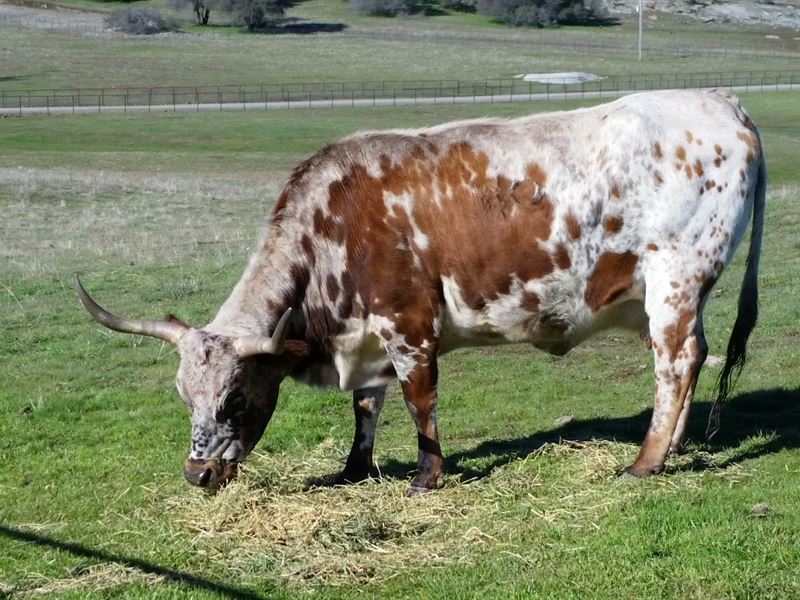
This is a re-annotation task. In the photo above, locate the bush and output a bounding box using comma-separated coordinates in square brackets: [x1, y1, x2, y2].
[219, 0, 293, 29]
[439, 0, 477, 12]
[477, 0, 609, 26]
[349, 0, 409, 17]
[106, 8, 179, 34]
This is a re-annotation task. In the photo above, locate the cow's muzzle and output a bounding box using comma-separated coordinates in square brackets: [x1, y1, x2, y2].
[183, 458, 238, 489]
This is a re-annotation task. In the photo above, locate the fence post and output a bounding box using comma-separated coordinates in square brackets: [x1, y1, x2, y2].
[19, 96, 22, 117]
[72, 95, 75, 115]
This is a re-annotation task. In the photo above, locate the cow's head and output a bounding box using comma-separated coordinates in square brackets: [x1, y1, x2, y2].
[75, 277, 307, 490]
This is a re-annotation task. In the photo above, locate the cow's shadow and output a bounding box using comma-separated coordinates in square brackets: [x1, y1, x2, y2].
[306, 387, 800, 487]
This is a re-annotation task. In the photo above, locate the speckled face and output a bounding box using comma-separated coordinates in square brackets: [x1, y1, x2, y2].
[175, 330, 287, 489]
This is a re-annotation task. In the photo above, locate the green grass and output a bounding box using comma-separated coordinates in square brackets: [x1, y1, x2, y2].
[0, 0, 798, 92]
[1, 91, 800, 597]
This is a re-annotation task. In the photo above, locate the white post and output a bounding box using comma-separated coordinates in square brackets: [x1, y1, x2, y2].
[638, 0, 644, 62]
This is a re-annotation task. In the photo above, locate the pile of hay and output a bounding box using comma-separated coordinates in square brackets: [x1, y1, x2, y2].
[158, 437, 749, 587]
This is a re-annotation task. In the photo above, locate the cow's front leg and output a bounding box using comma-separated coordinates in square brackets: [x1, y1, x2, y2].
[337, 385, 386, 484]
[399, 354, 443, 495]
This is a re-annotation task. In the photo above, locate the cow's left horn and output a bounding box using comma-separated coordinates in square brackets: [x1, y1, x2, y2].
[75, 275, 189, 344]
[233, 308, 293, 357]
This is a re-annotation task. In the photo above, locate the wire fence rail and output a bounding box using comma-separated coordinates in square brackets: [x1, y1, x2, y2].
[1, 69, 798, 116]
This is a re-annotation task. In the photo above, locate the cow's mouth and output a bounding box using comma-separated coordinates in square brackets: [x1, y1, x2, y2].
[183, 458, 239, 489]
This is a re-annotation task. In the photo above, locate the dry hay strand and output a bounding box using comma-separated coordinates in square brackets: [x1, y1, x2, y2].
[156, 437, 751, 587]
[4, 563, 166, 597]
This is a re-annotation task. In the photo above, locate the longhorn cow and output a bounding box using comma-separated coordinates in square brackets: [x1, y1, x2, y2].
[77, 89, 766, 493]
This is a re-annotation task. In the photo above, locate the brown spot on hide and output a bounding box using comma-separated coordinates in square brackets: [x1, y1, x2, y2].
[306, 306, 343, 345]
[685, 131, 694, 144]
[272, 190, 290, 224]
[693, 160, 704, 177]
[380, 328, 392, 340]
[565, 212, 581, 239]
[326, 274, 340, 303]
[603, 215, 623, 235]
[611, 183, 623, 199]
[647, 243, 659, 252]
[520, 291, 540, 312]
[714, 144, 723, 156]
[553, 243, 571, 269]
[338, 271, 357, 320]
[684, 164, 693, 180]
[705, 180, 716, 191]
[717, 185, 723, 193]
[585, 251, 639, 312]
[652, 142, 664, 160]
[653, 171, 663, 186]
[313, 208, 344, 243]
[511, 179, 537, 204]
[527, 162, 548, 187]
[301, 234, 315, 266]
[664, 309, 694, 361]
[737, 130, 760, 154]
[676, 146, 686, 162]
[714, 157, 721, 168]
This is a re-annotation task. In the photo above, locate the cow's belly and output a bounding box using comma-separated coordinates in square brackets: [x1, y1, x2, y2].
[439, 275, 648, 355]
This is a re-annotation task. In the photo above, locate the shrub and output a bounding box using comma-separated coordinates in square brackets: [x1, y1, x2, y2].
[218, 0, 293, 30]
[349, 0, 409, 17]
[106, 8, 179, 34]
[477, 0, 609, 27]
[439, 0, 477, 12]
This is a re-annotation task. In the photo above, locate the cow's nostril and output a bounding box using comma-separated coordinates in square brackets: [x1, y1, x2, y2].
[198, 468, 214, 487]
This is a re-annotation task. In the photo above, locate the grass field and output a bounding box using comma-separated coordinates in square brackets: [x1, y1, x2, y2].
[1, 88, 800, 597]
[1, 0, 799, 92]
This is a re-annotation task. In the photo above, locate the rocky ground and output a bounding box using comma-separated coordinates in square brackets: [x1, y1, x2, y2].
[611, 0, 800, 29]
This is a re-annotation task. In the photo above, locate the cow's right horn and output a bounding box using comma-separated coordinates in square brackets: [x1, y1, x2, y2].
[233, 308, 293, 357]
[75, 275, 189, 344]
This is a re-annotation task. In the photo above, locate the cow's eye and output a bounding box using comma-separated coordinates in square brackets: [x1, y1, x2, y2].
[218, 390, 247, 421]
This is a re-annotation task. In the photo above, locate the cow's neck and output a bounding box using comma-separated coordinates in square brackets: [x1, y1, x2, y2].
[208, 224, 304, 338]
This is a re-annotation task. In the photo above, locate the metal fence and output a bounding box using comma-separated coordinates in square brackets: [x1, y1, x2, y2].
[1, 69, 798, 116]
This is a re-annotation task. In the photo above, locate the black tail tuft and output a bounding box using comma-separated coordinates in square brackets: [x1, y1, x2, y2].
[706, 156, 766, 439]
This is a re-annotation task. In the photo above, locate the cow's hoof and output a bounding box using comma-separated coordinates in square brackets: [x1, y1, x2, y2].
[406, 485, 435, 497]
[334, 469, 369, 486]
[621, 463, 665, 478]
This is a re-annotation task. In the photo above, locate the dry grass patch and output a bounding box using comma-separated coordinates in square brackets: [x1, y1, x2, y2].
[154, 438, 751, 588]
[0, 168, 281, 276]
[1, 563, 166, 597]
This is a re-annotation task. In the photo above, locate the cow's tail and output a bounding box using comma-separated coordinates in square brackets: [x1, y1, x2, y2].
[706, 153, 767, 439]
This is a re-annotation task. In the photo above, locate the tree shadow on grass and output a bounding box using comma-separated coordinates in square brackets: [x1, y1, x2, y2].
[249, 18, 347, 34]
[0, 524, 268, 599]
[308, 387, 800, 487]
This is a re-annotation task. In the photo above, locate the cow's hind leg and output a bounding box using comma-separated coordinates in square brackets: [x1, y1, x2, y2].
[668, 317, 708, 454]
[625, 274, 710, 477]
[338, 385, 386, 484]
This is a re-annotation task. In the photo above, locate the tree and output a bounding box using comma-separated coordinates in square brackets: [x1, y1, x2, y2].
[171, 0, 291, 28]
[476, 0, 610, 27]
[170, 0, 214, 26]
